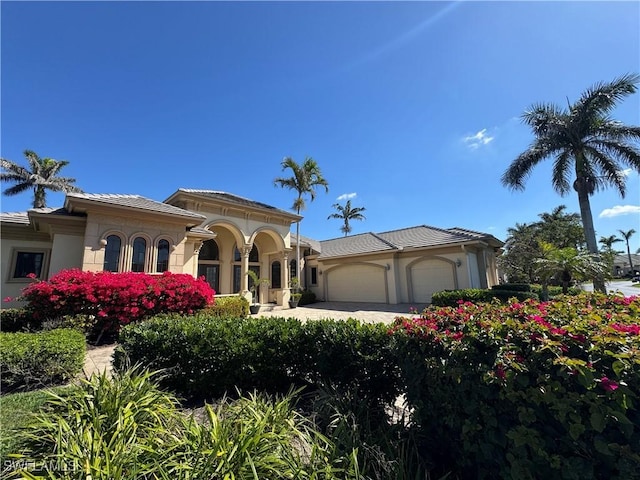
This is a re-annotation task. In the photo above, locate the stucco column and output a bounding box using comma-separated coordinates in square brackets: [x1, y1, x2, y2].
[192, 241, 204, 278]
[282, 251, 290, 291]
[241, 245, 251, 292]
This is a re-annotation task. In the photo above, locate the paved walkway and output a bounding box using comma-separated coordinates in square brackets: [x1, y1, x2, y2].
[83, 302, 416, 377]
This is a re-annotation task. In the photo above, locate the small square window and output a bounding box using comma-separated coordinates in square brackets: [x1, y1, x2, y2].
[9, 249, 50, 282]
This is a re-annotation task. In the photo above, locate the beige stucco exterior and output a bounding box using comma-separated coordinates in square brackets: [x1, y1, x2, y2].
[1, 190, 503, 309]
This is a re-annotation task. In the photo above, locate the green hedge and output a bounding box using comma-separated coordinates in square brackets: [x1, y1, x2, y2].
[0, 329, 86, 392]
[431, 288, 539, 307]
[203, 295, 249, 317]
[299, 289, 317, 306]
[491, 283, 532, 292]
[113, 314, 398, 406]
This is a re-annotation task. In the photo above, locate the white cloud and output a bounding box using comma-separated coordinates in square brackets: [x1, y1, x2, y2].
[337, 192, 357, 201]
[463, 129, 494, 150]
[620, 168, 633, 177]
[599, 205, 640, 218]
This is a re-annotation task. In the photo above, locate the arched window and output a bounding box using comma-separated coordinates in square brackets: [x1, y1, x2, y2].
[271, 261, 282, 289]
[198, 240, 220, 293]
[103, 235, 122, 272]
[156, 239, 170, 272]
[131, 237, 147, 272]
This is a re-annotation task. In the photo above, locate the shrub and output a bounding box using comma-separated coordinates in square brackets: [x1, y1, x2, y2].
[114, 314, 399, 407]
[8, 368, 361, 480]
[299, 289, 317, 306]
[19, 269, 214, 335]
[390, 293, 640, 479]
[203, 295, 249, 317]
[431, 288, 539, 307]
[0, 308, 33, 332]
[491, 283, 532, 292]
[0, 329, 86, 392]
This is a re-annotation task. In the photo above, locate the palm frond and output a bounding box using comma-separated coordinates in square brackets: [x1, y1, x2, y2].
[573, 73, 640, 120]
[501, 142, 555, 190]
[3, 182, 33, 196]
[551, 150, 573, 195]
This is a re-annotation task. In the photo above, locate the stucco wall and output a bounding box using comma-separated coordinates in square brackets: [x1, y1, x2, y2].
[81, 213, 188, 273]
[1, 237, 53, 308]
[49, 234, 84, 276]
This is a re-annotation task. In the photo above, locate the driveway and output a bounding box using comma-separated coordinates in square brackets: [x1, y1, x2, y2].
[581, 280, 640, 298]
[254, 301, 417, 324]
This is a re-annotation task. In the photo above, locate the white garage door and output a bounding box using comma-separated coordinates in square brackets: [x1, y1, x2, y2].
[411, 259, 456, 303]
[327, 264, 387, 303]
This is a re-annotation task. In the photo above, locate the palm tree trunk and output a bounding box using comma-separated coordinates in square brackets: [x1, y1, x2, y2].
[576, 188, 606, 293]
[296, 219, 301, 289]
[626, 241, 635, 273]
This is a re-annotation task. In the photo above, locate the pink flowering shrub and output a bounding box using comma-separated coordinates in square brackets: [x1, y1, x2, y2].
[20, 269, 215, 334]
[391, 293, 640, 480]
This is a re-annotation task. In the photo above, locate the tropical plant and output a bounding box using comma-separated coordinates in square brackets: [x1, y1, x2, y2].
[0, 149, 82, 208]
[274, 156, 329, 287]
[501, 73, 640, 293]
[618, 228, 637, 273]
[534, 242, 608, 300]
[327, 199, 366, 236]
[246, 268, 270, 305]
[498, 206, 585, 283]
[599, 234, 623, 276]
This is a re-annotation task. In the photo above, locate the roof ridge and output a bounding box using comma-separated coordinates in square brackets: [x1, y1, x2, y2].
[370, 232, 401, 249]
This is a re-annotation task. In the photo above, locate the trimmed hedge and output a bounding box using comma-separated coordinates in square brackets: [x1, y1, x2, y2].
[491, 283, 532, 292]
[113, 314, 398, 406]
[0, 329, 86, 392]
[391, 293, 640, 479]
[299, 289, 317, 306]
[203, 295, 249, 317]
[431, 288, 539, 307]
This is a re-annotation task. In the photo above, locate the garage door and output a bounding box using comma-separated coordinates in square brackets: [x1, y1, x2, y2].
[411, 258, 456, 303]
[327, 264, 387, 303]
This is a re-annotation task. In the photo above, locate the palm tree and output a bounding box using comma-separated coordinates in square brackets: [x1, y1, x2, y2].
[327, 199, 366, 236]
[274, 157, 329, 286]
[535, 242, 608, 300]
[599, 234, 623, 277]
[1, 150, 82, 208]
[501, 73, 640, 293]
[618, 228, 636, 274]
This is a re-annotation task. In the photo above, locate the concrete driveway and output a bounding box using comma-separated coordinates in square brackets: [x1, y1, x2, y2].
[581, 280, 640, 297]
[254, 301, 417, 324]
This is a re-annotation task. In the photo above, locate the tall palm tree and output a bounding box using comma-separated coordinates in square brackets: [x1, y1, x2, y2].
[1, 150, 82, 208]
[618, 228, 636, 273]
[327, 199, 366, 236]
[501, 73, 640, 293]
[274, 156, 328, 286]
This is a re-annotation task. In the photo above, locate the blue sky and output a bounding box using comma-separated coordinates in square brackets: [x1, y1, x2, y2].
[2, 1, 639, 251]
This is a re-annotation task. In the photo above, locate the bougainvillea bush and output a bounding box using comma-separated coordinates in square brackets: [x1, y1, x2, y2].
[18, 269, 214, 336]
[391, 293, 640, 480]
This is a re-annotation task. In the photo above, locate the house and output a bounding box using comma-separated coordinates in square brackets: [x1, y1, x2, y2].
[1, 189, 504, 308]
[612, 253, 640, 277]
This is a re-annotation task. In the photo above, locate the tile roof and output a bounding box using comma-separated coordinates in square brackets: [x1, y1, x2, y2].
[1, 211, 30, 225]
[66, 193, 205, 219]
[317, 225, 504, 259]
[173, 189, 297, 217]
[318, 233, 398, 259]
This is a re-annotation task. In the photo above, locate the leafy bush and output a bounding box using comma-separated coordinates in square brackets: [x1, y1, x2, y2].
[18, 269, 214, 335]
[0, 329, 86, 392]
[491, 283, 532, 292]
[299, 289, 317, 306]
[390, 293, 640, 479]
[7, 368, 361, 480]
[531, 283, 583, 298]
[431, 288, 539, 306]
[114, 314, 399, 407]
[0, 308, 33, 332]
[203, 295, 249, 317]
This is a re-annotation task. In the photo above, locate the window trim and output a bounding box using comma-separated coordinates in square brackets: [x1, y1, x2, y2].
[155, 238, 172, 273]
[7, 247, 51, 283]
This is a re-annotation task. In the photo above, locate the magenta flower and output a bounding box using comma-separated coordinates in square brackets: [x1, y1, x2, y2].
[599, 377, 619, 392]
